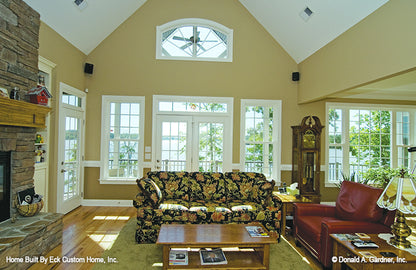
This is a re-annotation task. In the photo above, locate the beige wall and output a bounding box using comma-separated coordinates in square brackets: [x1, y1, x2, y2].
[38, 22, 86, 212]
[39, 0, 415, 204]
[298, 0, 416, 104]
[83, 0, 326, 200]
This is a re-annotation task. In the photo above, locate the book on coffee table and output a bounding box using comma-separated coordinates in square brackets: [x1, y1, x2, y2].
[351, 240, 379, 248]
[199, 249, 227, 265]
[169, 249, 188, 265]
[245, 226, 269, 237]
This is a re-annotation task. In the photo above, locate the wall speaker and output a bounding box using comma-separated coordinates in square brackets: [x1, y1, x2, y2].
[292, 72, 300, 81]
[84, 63, 94, 74]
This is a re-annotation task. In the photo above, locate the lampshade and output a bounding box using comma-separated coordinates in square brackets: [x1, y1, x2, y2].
[377, 173, 416, 214]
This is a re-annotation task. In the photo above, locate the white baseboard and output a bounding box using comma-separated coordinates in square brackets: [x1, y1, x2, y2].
[81, 199, 132, 207]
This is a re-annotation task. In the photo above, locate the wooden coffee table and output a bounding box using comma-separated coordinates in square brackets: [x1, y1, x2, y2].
[156, 223, 277, 269]
[331, 233, 416, 270]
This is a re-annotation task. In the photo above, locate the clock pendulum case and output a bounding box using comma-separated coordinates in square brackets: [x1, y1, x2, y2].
[291, 116, 324, 203]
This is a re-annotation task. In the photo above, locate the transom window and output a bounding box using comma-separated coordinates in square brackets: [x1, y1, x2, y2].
[156, 18, 233, 62]
[326, 103, 415, 185]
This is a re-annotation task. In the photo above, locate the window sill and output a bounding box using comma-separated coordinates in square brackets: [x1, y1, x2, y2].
[99, 179, 137, 185]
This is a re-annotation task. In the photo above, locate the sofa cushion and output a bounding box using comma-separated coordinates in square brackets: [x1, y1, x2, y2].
[188, 172, 227, 202]
[225, 172, 275, 205]
[335, 181, 384, 222]
[188, 201, 231, 223]
[137, 178, 163, 207]
[146, 171, 190, 201]
[158, 199, 189, 223]
[228, 201, 265, 222]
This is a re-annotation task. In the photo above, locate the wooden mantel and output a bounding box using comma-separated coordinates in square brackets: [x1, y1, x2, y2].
[0, 97, 51, 128]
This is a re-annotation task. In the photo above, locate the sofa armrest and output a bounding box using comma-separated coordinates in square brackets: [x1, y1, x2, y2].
[294, 203, 336, 217]
[133, 193, 157, 209]
[267, 193, 283, 210]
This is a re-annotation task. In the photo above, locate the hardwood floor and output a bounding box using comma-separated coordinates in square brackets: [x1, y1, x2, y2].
[26, 206, 324, 270]
[23, 207, 416, 270]
[28, 206, 136, 270]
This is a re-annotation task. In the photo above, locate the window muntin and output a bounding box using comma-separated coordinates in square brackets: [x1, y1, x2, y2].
[156, 18, 233, 62]
[159, 101, 227, 113]
[101, 96, 145, 183]
[241, 100, 282, 180]
[326, 103, 415, 184]
[62, 92, 82, 107]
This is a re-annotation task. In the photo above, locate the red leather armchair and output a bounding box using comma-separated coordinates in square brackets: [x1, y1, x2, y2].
[293, 181, 395, 268]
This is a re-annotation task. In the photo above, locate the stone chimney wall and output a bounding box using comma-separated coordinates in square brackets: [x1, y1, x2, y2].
[0, 0, 40, 99]
[0, 0, 40, 216]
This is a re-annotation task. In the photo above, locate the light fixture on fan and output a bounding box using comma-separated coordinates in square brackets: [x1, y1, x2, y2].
[74, 0, 88, 11]
[172, 31, 217, 51]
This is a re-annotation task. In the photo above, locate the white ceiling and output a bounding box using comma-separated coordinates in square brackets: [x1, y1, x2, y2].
[24, 0, 389, 63]
[24, 0, 147, 55]
[239, 0, 389, 63]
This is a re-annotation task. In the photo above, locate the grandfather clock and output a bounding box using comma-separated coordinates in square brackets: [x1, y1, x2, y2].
[292, 116, 324, 203]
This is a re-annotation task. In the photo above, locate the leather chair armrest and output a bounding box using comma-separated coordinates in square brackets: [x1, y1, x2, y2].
[321, 218, 379, 233]
[294, 203, 336, 217]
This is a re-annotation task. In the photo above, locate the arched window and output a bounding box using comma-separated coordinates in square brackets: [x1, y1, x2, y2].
[156, 18, 233, 62]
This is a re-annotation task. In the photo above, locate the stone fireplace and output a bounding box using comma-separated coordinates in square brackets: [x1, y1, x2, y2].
[0, 151, 11, 222]
[0, 125, 37, 222]
[0, 2, 63, 268]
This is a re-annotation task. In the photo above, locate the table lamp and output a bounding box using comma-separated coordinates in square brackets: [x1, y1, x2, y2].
[377, 169, 416, 248]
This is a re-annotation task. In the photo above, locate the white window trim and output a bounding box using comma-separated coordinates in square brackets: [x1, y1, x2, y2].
[152, 95, 233, 172]
[156, 18, 233, 62]
[325, 102, 416, 187]
[240, 99, 282, 183]
[100, 95, 145, 184]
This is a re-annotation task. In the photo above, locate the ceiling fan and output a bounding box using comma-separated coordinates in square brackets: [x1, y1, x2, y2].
[172, 31, 217, 51]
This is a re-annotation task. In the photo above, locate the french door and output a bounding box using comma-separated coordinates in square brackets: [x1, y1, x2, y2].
[154, 116, 231, 172]
[57, 83, 86, 214]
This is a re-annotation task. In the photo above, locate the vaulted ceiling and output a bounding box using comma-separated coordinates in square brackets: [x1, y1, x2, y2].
[24, 0, 416, 102]
[24, 0, 388, 63]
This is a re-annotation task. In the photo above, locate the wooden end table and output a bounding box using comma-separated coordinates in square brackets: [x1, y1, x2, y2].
[331, 233, 416, 270]
[273, 192, 311, 236]
[156, 223, 277, 270]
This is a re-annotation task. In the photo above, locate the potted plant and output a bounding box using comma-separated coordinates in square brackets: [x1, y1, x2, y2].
[361, 167, 411, 188]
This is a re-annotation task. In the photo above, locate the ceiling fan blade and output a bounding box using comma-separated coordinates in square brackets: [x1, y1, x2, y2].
[172, 36, 189, 41]
[180, 43, 192, 50]
[197, 44, 206, 51]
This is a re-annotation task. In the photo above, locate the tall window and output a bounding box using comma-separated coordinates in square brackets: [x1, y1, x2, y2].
[326, 103, 415, 184]
[156, 18, 233, 62]
[240, 100, 282, 180]
[100, 96, 145, 183]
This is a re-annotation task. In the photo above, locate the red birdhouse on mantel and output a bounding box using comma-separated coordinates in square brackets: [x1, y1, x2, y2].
[27, 85, 52, 106]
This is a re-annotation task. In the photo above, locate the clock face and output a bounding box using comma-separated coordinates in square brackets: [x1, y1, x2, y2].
[302, 130, 316, 148]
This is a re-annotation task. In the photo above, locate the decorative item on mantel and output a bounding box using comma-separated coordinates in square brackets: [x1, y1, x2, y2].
[27, 85, 52, 106]
[0, 87, 9, 98]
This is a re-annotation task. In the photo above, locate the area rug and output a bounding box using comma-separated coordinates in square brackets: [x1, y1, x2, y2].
[93, 219, 312, 270]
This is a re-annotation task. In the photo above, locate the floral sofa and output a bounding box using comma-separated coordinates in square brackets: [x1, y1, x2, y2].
[133, 171, 282, 243]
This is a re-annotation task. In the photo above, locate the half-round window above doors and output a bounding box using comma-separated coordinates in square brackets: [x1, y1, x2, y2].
[156, 18, 233, 62]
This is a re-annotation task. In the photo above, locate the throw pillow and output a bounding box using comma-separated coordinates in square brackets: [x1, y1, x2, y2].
[137, 178, 163, 207]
